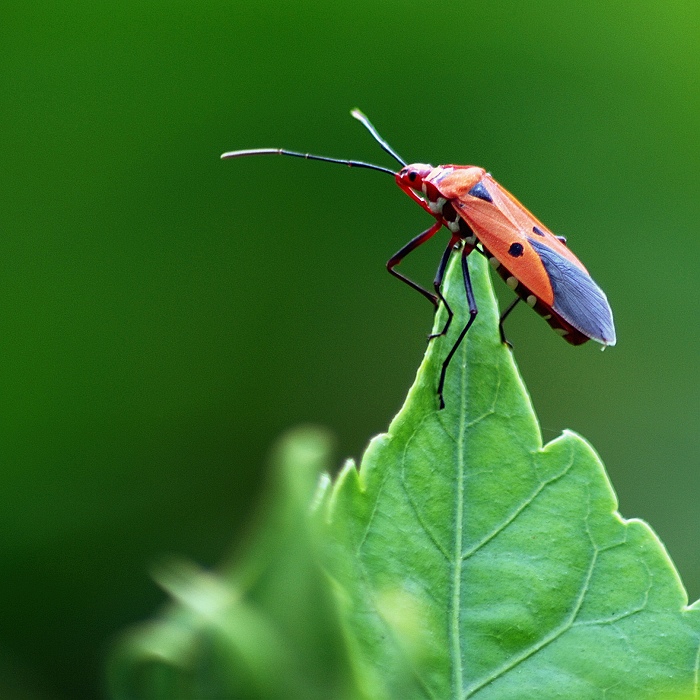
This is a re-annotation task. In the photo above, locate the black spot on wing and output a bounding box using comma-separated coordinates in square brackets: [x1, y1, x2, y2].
[508, 242, 524, 257]
[528, 238, 616, 345]
[467, 181, 493, 202]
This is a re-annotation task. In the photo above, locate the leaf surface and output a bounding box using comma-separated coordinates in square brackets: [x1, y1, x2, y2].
[325, 252, 700, 699]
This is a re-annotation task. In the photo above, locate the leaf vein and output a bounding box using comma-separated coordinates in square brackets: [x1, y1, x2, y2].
[398, 418, 452, 563]
[461, 446, 576, 560]
[464, 544, 599, 697]
[450, 324, 470, 697]
[355, 468, 391, 555]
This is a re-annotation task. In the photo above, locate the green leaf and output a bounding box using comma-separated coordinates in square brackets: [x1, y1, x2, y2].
[108, 427, 361, 700]
[325, 252, 700, 699]
[109, 251, 700, 699]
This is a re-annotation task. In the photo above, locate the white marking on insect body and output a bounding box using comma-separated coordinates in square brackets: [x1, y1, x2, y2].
[555, 328, 568, 336]
[447, 219, 461, 233]
[506, 276, 518, 290]
[527, 295, 537, 307]
[489, 257, 500, 270]
[428, 196, 446, 214]
[464, 235, 477, 246]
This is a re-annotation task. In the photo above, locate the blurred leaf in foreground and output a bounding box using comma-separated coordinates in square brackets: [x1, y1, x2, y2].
[324, 252, 700, 699]
[108, 427, 359, 700]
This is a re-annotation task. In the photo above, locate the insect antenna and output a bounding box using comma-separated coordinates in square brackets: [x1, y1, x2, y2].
[220, 147, 395, 176]
[351, 108, 407, 167]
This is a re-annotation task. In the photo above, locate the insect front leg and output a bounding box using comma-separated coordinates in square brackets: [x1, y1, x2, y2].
[386, 221, 443, 307]
[437, 245, 478, 410]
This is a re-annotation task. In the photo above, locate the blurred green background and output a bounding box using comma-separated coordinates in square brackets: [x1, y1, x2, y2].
[1, 1, 698, 697]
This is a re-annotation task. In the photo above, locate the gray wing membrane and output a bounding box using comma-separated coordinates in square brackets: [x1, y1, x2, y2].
[528, 238, 616, 346]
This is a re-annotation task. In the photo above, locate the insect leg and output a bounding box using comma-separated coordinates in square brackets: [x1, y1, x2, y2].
[437, 246, 478, 410]
[386, 221, 443, 307]
[427, 236, 460, 340]
[498, 297, 521, 347]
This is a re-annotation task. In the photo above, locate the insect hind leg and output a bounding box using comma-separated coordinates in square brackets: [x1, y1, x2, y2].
[498, 297, 521, 348]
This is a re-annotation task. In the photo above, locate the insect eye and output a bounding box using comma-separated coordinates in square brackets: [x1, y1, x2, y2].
[408, 171, 417, 182]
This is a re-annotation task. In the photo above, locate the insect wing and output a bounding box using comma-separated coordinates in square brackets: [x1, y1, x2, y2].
[527, 238, 616, 345]
[443, 172, 615, 346]
[486, 178, 616, 346]
[448, 175, 561, 307]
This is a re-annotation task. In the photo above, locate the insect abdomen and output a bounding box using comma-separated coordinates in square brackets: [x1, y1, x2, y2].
[483, 245, 590, 346]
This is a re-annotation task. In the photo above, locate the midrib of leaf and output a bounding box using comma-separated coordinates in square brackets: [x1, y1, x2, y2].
[450, 321, 468, 697]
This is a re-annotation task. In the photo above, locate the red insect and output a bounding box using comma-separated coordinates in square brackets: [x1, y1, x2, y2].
[222, 110, 615, 409]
